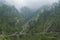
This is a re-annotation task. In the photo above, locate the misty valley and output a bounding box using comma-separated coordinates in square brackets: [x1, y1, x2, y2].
[0, 0, 60, 40]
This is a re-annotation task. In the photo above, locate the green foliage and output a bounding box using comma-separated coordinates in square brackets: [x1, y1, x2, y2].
[0, 1, 60, 40]
[28, 2, 60, 33]
[0, 3, 24, 34]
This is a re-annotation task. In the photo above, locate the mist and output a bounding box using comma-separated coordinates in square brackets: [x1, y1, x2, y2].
[1, 0, 59, 9]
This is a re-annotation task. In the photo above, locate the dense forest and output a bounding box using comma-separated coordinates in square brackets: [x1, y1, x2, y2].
[0, 0, 60, 40]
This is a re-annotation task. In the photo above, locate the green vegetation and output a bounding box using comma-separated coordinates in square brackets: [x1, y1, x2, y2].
[0, 1, 60, 40]
[0, 3, 23, 35]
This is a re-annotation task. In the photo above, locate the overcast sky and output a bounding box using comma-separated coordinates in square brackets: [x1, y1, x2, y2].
[4, 0, 58, 9]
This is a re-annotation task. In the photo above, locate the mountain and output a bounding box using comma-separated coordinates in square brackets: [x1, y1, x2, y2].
[27, 2, 60, 34]
[0, 3, 35, 35]
[0, 3, 25, 34]
[20, 7, 34, 21]
[0, 1, 60, 40]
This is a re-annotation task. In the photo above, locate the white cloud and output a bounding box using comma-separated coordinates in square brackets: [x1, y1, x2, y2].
[5, 0, 58, 9]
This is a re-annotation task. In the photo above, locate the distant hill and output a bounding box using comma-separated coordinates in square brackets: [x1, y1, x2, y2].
[20, 7, 34, 21]
[27, 2, 60, 34]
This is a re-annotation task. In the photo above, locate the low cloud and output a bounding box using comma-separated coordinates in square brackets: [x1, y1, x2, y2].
[2, 0, 59, 9]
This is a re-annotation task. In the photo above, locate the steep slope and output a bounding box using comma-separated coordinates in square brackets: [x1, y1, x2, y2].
[20, 7, 34, 21]
[0, 3, 24, 35]
[27, 2, 60, 34]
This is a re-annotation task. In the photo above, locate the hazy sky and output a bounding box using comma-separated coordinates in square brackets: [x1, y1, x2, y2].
[5, 0, 58, 9]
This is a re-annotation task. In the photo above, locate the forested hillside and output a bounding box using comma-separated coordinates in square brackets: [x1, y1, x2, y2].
[21, 7, 34, 19]
[28, 2, 60, 33]
[0, 0, 60, 40]
[0, 3, 23, 35]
